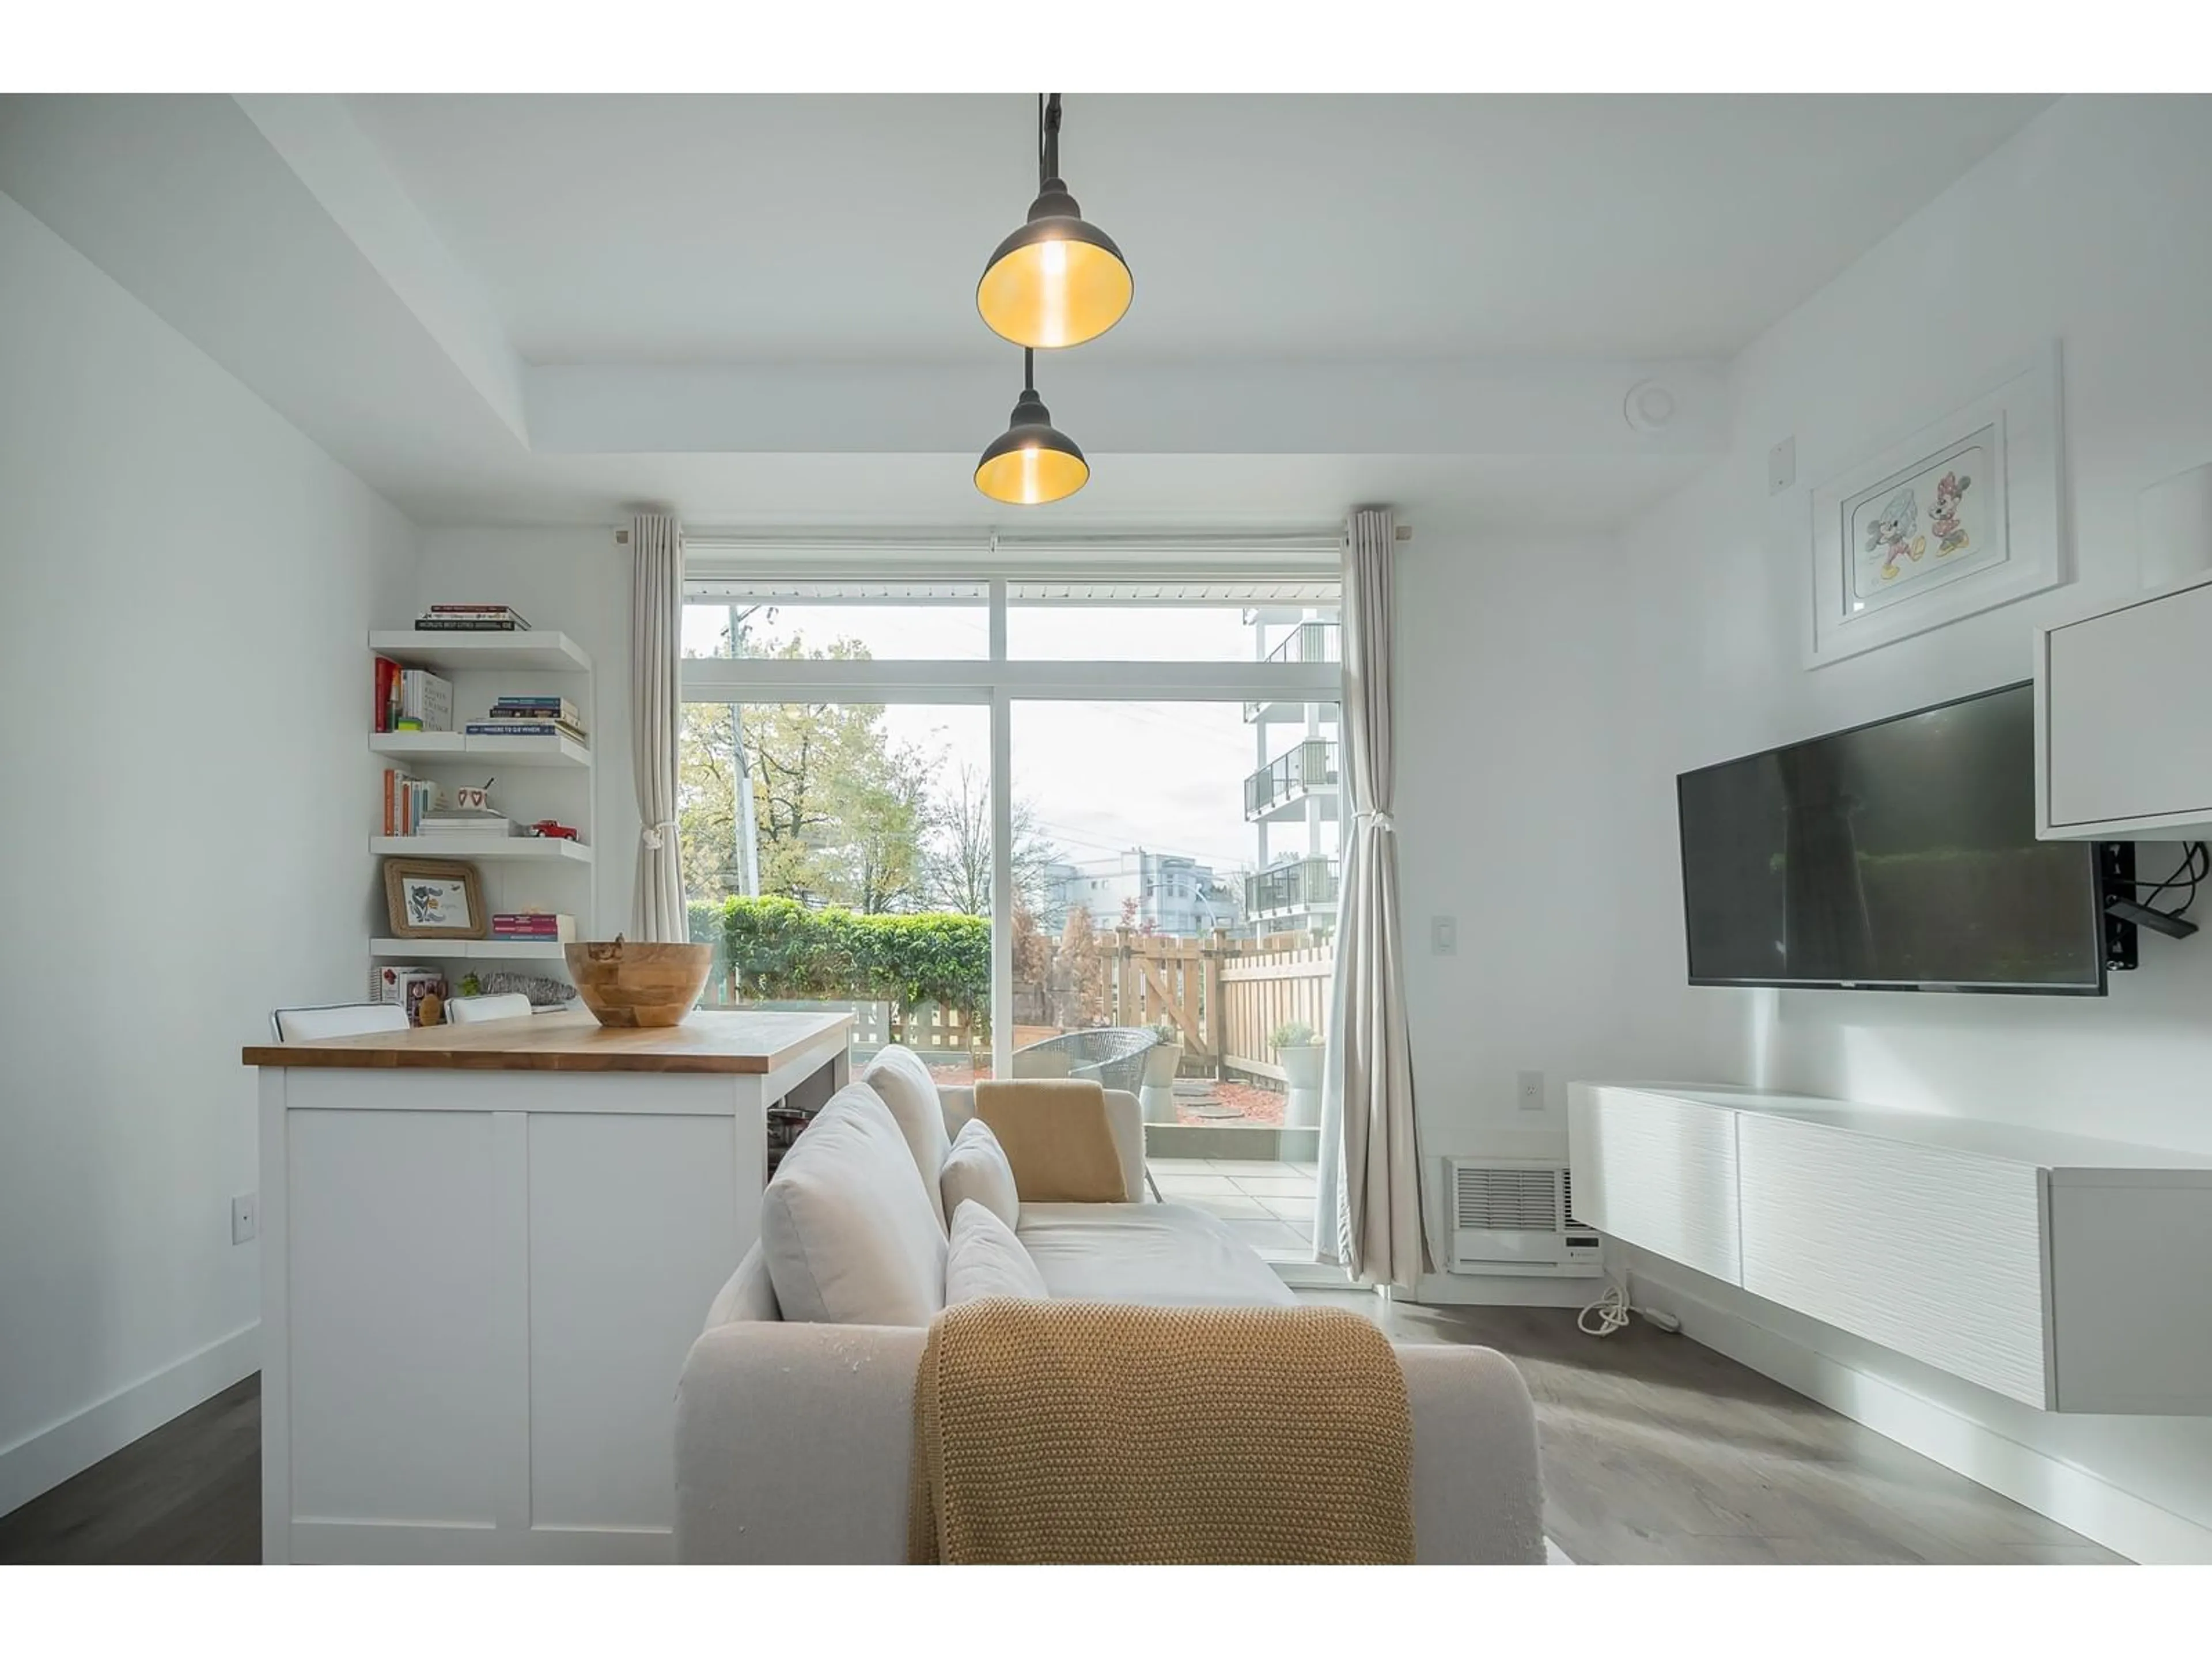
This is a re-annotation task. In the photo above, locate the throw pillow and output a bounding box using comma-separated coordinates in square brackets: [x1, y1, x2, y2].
[760, 1084, 948, 1325]
[862, 1044, 953, 1230]
[938, 1117, 1020, 1232]
[944, 1199, 1050, 1306]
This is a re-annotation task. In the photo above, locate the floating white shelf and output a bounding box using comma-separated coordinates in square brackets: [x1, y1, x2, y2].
[370, 937, 571, 961]
[372, 835, 594, 864]
[369, 731, 591, 767]
[369, 629, 593, 675]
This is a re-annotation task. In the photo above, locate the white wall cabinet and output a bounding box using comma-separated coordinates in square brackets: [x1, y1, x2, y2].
[1567, 1084, 2212, 1413]
[2036, 574, 2212, 839]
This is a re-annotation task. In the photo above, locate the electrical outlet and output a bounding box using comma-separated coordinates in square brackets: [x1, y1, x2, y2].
[1431, 915, 1457, 956]
[231, 1194, 258, 1245]
[1516, 1070, 1546, 1112]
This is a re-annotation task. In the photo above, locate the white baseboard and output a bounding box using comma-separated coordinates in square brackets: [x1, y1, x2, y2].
[0, 1323, 260, 1521]
[1407, 1271, 1599, 1309]
[1637, 1271, 2212, 1566]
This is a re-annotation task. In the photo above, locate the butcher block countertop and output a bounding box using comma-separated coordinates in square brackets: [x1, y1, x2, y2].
[243, 1009, 852, 1074]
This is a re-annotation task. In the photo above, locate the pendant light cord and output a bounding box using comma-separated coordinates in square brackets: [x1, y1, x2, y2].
[1040, 93, 1062, 188]
[1023, 346, 1035, 394]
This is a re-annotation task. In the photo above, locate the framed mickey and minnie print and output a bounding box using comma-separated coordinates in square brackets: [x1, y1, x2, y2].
[1806, 343, 2066, 667]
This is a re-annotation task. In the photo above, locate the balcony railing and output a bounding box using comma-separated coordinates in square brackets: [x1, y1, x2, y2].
[1244, 739, 1339, 819]
[1246, 856, 1340, 917]
[1264, 620, 1340, 667]
[1245, 622, 1343, 722]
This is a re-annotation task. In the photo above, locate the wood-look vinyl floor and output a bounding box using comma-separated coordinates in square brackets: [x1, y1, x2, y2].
[0, 1312, 2128, 1565]
[1306, 1291, 2127, 1565]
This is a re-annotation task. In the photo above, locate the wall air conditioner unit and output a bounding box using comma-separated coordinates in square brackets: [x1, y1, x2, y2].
[1448, 1158, 1603, 1277]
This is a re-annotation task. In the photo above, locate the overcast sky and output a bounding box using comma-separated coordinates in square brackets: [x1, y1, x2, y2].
[680, 601, 1334, 878]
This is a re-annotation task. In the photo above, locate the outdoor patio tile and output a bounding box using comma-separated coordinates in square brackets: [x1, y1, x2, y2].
[1257, 1196, 1317, 1222]
[1232, 1176, 1317, 1198]
[1205, 1160, 1305, 1176]
[1154, 1174, 1243, 1196]
[1147, 1159, 1214, 1179]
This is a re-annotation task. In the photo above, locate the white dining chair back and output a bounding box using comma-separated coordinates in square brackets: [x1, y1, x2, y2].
[272, 1002, 410, 1041]
[445, 993, 535, 1025]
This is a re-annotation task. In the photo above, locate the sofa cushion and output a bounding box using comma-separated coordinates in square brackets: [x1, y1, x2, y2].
[944, 1200, 1050, 1305]
[761, 1084, 948, 1326]
[862, 1044, 953, 1229]
[702, 1241, 781, 1328]
[938, 1118, 1020, 1232]
[1016, 1203, 1299, 1308]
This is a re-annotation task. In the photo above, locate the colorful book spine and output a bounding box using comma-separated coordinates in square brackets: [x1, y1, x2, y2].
[373, 656, 401, 732]
[465, 722, 586, 743]
[412, 618, 528, 631]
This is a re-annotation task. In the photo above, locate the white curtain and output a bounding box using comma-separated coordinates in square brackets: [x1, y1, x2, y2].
[629, 510, 687, 941]
[1315, 505, 1427, 1289]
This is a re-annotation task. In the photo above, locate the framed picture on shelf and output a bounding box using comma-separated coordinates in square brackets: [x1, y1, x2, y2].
[381, 857, 488, 940]
[1805, 343, 2066, 668]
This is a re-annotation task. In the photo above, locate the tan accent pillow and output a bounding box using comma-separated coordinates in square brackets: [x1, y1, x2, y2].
[974, 1078, 1128, 1203]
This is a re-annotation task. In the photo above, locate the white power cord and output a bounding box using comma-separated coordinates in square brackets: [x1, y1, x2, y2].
[1578, 1278, 1683, 1338]
[1577, 1282, 1634, 1337]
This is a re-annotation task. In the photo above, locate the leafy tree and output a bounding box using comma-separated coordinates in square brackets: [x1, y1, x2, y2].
[677, 637, 937, 915]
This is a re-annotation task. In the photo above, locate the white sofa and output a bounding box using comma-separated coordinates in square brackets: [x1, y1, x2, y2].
[673, 1058, 1545, 1563]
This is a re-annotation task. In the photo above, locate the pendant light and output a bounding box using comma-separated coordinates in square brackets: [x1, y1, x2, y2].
[975, 347, 1089, 506]
[977, 93, 1132, 350]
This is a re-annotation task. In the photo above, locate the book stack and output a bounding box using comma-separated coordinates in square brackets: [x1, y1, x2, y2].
[491, 911, 576, 944]
[372, 658, 454, 733]
[419, 806, 513, 838]
[381, 770, 437, 835]
[467, 692, 588, 747]
[414, 603, 531, 632]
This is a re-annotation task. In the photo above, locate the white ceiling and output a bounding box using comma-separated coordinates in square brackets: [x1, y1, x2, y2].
[346, 93, 2052, 365]
[0, 93, 2056, 529]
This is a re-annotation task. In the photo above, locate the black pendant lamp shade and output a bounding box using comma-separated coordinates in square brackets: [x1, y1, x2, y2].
[977, 94, 1132, 350]
[975, 349, 1089, 506]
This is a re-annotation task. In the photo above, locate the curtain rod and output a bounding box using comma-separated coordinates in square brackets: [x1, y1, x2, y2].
[613, 524, 1411, 548]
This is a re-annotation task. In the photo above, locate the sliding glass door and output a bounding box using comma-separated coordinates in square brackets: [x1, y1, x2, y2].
[676, 563, 1344, 1271]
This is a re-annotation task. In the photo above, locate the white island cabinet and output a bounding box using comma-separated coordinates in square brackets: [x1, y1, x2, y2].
[244, 1009, 850, 1563]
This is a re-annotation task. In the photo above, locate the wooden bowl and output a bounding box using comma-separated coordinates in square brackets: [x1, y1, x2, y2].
[563, 941, 714, 1028]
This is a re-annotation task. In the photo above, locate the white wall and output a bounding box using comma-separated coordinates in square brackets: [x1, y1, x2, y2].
[416, 527, 635, 936]
[1604, 96, 2212, 1560]
[1393, 527, 1697, 1300]
[0, 192, 419, 1513]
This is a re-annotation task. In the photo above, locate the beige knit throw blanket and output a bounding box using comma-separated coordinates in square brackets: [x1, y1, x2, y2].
[907, 1299, 1415, 1563]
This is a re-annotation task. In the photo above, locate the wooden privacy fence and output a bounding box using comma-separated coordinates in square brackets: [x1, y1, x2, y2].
[1106, 930, 1333, 1083]
[1217, 946, 1333, 1083]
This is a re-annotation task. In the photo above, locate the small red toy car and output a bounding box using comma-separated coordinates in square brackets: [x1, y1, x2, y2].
[527, 820, 581, 840]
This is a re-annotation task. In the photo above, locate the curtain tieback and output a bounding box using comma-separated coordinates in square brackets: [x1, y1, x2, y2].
[640, 820, 677, 852]
[1356, 809, 1396, 833]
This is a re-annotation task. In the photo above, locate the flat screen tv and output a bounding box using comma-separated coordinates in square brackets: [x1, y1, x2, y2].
[1677, 683, 2112, 994]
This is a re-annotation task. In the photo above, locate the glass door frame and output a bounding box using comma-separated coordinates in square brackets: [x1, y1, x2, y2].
[679, 569, 1343, 1080]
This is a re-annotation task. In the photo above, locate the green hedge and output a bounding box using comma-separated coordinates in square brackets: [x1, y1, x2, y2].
[711, 896, 989, 1025]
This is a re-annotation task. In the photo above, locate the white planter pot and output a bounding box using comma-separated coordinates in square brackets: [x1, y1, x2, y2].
[1279, 1043, 1324, 1128]
[1139, 1043, 1184, 1122]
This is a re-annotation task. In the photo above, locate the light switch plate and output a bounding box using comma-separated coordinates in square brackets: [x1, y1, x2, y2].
[1768, 436, 1797, 495]
[1431, 915, 1457, 955]
[231, 1194, 257, 1245]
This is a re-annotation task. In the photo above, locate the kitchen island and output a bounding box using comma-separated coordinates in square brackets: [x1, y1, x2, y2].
[243, 1009, 851, 1563]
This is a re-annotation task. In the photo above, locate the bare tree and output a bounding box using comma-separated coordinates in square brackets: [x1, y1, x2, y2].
[922, 761, 1060, 917]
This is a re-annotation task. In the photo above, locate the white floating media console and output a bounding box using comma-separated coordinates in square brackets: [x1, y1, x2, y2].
[1568, 1083, 2212, 1414]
